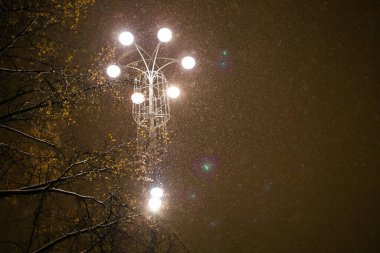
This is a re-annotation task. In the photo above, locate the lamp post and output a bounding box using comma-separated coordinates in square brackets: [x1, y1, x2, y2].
[106, 28, 195, 213]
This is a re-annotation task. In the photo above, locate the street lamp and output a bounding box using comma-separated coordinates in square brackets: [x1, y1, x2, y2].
[106, 28, 195, 132]
[181, 56, 196, 70]
[148, 187, 164, 212]
[131, 92, 145, 104]
[157, 28, 172, 43]
[118, 31, 134, 46]
[167, 86, 180, 99]
[148, 197, 162, 212]
[106, 65, 121, 78]
[151, 187, 164, 198]
[106, 28, 195, 213]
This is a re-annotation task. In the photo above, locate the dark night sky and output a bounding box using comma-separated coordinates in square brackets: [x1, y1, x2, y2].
[85, 1, 379, 252]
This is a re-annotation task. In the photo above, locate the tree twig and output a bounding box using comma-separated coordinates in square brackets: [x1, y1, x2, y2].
[0, 124, 55, 147]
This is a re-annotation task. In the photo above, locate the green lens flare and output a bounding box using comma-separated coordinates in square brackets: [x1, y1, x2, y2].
[202, 163, 211, 172]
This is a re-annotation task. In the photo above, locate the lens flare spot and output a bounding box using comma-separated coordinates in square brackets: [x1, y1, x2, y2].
[202, 163, 211, 172]
[217, 49, 232, 72]
[192, 155, 219, 181]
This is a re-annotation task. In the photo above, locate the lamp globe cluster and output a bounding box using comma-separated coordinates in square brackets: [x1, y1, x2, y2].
[106, 28, 196, 104]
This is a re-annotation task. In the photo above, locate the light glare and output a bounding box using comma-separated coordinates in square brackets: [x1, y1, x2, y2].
[106, 65, 121, 78]
[119, 31, 134, 46]
[151, 187, 164, 198]
[167, 86, 180, 99]
[131, 92, 145, 104]
[148, 197, 162, 212]
[181, 56, 196, 70]
[157, 28, 172, 43]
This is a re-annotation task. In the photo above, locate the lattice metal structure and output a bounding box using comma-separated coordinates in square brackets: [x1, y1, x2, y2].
[123, 43, 178, 143]
[132, 71, 170, 134]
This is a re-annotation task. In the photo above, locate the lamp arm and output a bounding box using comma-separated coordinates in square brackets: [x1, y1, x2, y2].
[134, 44, 150, 74]
[156, 59, 178, 72]
[151, 43, 161, 72]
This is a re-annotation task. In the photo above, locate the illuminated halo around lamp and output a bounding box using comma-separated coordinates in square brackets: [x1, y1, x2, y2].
[148, 197, 162, 212]
[106, 65, 121, 78]
[131, 92, 145, 104]
[167, 86, 180, 99]
[119, 31, 134, 46]
[157, 28, 172, 43]
[181, 56, 196, 70]
[150, 187, 164, 198]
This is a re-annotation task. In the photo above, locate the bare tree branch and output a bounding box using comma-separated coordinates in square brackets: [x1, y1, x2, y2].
[0, 124, 55, 147]
[0, 143, 35, 157]
[0, 89, 36, 105]
[0, 102, 49, 122]
[0, 187, 104, 205]
[32, 218, 124, 253]
[20, 168, 108, 190]
[0, 67, 52, 73]
[0, 17, 37, 55]
[25, 194, 46, 253]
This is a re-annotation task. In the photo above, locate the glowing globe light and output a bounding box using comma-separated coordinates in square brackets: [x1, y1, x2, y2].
[148, 197, 162, 212]
[150, 187, 164, 198]
[131, 92, 145, 104]
[167, 86, 180, 99]
[106, 65, 121, 78]
[119, 31, 134, 46]
[181, 56, 196, 70]
[157, 28, 172, 43]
